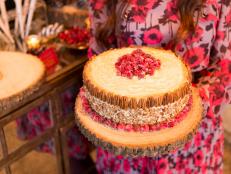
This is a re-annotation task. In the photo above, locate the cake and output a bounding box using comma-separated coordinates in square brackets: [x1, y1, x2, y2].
[75, 47, 202, 156]
[0, 51, 45, 111]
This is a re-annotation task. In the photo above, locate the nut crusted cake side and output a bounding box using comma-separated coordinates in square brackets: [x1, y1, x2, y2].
[83, 87, 191, 125]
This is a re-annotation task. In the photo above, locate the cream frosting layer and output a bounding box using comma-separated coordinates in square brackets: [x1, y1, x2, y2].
[86, 47, 189, 97]
[84, 87, 191, 124]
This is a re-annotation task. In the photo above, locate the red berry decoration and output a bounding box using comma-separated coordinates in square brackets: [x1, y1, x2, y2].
[115, 49, 161, 79]
[58, 27, 90, 45]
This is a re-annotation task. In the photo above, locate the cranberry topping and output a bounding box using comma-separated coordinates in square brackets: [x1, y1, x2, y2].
[115, 49, 161, 79]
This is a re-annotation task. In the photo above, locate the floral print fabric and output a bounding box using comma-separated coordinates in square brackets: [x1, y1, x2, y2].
[88, 0, 231, 173]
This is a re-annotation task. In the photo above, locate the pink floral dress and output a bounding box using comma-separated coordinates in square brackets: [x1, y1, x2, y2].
[88, 0, 231, 173]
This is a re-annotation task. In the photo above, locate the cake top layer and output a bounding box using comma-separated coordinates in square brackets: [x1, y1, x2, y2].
[85, 47, 190, 93]
[83, 47, 191, 108]
[0, 51, 45, 100]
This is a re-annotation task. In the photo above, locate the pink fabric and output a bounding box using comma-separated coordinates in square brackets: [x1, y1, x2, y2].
[88, 0, 231, 173]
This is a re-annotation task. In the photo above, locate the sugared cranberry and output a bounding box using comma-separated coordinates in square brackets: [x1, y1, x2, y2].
[117, 123, 126, 130]
[161, 122, 168, 128]
[125, 124, 133, 131]
[115, 49, 161, 79]
[150, 125, 157, 131]
[140, 125, 150, 131]
[58, 27, 90, 45]
[168, 121, 175, 127]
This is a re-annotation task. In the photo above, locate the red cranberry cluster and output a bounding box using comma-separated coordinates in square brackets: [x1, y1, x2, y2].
[115, 49, 161, 79]
[58, 27, 90, 45]
[80, 88, 192, 132]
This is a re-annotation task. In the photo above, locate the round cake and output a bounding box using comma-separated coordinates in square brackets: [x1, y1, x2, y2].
[0, 51, 45, 111]
[75, 47, 202, 157]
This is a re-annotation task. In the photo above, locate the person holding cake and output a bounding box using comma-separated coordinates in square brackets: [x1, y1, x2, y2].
[87, 0, 231, 173]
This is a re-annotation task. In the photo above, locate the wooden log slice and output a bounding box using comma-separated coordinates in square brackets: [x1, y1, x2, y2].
[0, 51, 45, 111]
[75, 88, 203, 157]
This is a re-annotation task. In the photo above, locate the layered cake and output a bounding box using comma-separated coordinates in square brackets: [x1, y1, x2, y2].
[75, 47, 202, 156]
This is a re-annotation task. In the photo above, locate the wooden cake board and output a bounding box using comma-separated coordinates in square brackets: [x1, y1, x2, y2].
[0, 51, 45, 111]
[75, 88, 203, 157]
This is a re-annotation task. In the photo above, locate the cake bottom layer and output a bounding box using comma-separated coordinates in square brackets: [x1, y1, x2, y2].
[75, 88, 202, 157]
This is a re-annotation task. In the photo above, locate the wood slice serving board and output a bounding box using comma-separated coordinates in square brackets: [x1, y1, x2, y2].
[75, 88, 202, 157]
[0, 51, 45, 111]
